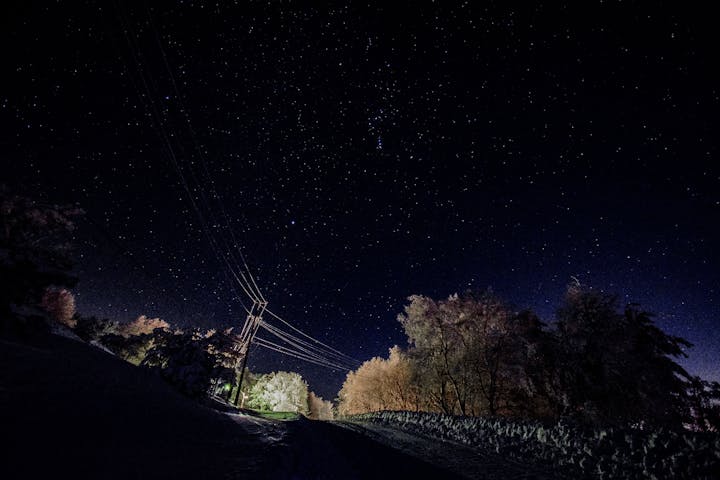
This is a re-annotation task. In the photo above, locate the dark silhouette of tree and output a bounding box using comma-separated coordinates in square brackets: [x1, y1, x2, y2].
[461, 290, 528, 416]
[73, 314, 119, 343]
[142, 328, 217, 398]
[0, 188, 82, 334]
[554, 286, 692, 427]
[510, 309, 560, 419]
[204, 328, 243, 399]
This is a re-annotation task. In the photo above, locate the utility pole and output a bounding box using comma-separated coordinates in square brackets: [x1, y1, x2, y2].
[231, 301, 267, 406]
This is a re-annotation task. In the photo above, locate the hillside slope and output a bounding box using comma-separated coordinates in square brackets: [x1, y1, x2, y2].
[0, 333, 466, 480]
[0, 333, 277, 479]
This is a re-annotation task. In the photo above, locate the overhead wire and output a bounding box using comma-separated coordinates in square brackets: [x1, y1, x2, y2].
[99, 4, 250, 316]
[253, 337, 349, 371]
[259, 325, 356, 371]
[141, 3, 266, 305]
[112, 1, 260, 308]
[109, 2, 359, 373]
[254, 339, 342, 370]
[265, 308, 361, 365]
[255, 333, 351, 371]
[133, 7, 357, 371]
[259, 320, 358, 369]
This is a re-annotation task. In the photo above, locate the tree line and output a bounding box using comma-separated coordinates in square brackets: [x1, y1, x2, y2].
[338, 288, 720, 431]
[2, 188, 717, 429]
[74, 314, 332, 419]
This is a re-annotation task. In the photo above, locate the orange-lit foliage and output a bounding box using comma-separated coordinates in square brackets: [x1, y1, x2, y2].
[118, 315, 170, 337]
[307, 391, 334, 420]
[338, 346, 421, 415]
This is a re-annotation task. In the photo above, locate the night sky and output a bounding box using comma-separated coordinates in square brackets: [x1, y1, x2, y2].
[2, 1, 718, 400]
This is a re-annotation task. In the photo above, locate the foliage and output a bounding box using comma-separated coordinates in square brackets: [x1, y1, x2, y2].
[40, 287, 76, 328]
[341, 285, 700, 429]
[247, 371, 309, 414]
[141, 328, 218, 398]
[74, 314, 243, 400]
[553, 288, 691, 427]
[338, 346, 421, 415]
[395, 290, 543, 417]
[73, 314, 119, 343]
[308, 391, 334, 420]
[686, 377, 720, 433]
[102, 332, 157, 366]
[0, 188, 82, 334]
[117, 315, 170, 337]
[204, 328, 244, 399]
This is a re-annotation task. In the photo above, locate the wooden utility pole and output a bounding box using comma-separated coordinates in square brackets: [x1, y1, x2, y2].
[231, 301, 267, 406]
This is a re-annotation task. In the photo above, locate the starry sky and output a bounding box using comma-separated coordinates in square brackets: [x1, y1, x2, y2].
[2, 1, 718, 400]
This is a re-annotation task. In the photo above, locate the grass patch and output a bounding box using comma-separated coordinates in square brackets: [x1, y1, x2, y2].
[251, 410, 301, 421]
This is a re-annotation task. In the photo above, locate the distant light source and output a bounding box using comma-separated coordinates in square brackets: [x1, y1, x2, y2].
[224, 383, 232, 392]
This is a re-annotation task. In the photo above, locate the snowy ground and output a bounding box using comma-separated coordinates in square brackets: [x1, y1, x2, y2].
[0, 332, 564, 479]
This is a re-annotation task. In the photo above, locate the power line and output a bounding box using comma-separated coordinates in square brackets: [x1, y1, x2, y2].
[260, 320, 358, 370]
[141, 3, 266, 305]
[265, 308, 361, 365]
[255, 336, 349, 371]
[112, 0, 261, 309]
[107, 2, 358, 379]
[259, 322, 356, 371]
[254, 337, 349, 371]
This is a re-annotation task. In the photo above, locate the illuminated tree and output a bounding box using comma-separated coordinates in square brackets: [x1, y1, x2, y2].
[398, 291, 527, 416]
[398, 294, 464, 414]
[98, 316, 170, 365]
[307, 391, 334, 420]
[118, 315, 170, 337]
[247, 371, 309, 413]
[338, 346, 422, 415]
